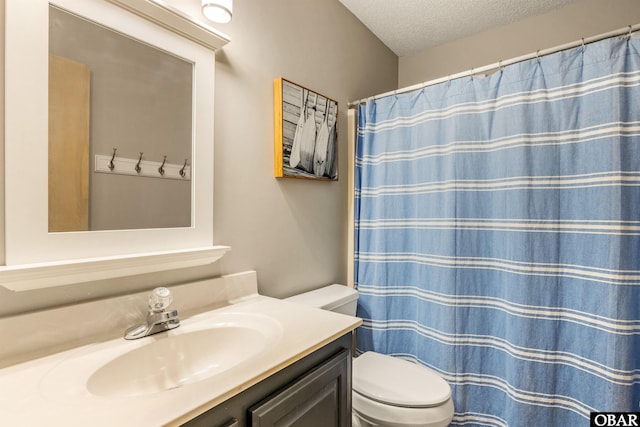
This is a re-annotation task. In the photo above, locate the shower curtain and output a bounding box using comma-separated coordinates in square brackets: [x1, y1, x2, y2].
[354, 33, 640, 426]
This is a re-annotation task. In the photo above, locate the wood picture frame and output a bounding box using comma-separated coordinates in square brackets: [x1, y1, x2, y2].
[274, 78, 338, 180]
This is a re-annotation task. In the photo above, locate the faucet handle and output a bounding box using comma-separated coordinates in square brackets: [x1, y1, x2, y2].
[148, 287, 173, 313]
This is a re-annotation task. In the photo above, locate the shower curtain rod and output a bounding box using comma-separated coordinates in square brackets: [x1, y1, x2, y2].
[347, 23, 640, 109]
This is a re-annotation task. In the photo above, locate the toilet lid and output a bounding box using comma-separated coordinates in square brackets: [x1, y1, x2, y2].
[353, 352, 451, 408]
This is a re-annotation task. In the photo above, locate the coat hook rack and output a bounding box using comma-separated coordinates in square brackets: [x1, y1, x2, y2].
[135, 152, 144, 174]
[158, 155, 167, 176]
[179, 159, 189, 178]
[95, 152, 191, 181]
[108, 148, 117, 171]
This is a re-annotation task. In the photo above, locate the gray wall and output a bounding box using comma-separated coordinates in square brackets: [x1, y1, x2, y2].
[210, 0, 398, 300]
[0, 0, 397, 317]
[399, 0, 640, 87]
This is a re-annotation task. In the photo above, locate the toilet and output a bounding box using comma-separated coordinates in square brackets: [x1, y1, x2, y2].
[285, 285, 454, 427]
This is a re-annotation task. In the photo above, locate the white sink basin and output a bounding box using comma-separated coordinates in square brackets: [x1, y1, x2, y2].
[88, 325, 270, 397]
[39, 312, 283, 400]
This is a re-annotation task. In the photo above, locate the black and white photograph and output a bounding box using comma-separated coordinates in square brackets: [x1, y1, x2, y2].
[274, 78, 338, 180]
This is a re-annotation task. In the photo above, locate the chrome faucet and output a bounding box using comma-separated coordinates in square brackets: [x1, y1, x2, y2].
[124, 287, 180, 340]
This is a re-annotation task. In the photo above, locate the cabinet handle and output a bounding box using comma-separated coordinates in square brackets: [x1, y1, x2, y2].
[217, 418, 238, 427]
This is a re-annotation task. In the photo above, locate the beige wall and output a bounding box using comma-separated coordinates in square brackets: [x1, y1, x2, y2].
[0, 0, 397, 317]
[399, 0, 640, 87]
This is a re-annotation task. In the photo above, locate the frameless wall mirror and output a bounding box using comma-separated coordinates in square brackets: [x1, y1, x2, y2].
[1, 0, 230, 291]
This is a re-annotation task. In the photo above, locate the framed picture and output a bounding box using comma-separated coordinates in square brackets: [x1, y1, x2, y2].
[274, 78, 338, 180]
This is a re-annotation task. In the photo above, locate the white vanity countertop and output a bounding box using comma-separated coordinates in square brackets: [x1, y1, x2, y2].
[0, 295, 361, 426]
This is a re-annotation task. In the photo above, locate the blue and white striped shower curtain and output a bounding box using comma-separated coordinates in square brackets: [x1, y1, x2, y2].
[354, 34, 640, 426]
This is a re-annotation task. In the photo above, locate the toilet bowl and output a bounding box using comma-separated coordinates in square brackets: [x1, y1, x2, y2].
[285, 285, 454, 427]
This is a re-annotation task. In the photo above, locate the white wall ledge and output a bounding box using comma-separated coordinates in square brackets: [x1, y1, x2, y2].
[0, 245, 231, 292]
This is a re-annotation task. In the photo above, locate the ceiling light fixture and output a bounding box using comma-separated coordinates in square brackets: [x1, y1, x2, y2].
[201, 0, 233, 24]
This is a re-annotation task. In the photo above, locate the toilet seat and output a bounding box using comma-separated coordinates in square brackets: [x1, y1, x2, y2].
[352, 390, 455, 427]
[353, 352, 451, 408]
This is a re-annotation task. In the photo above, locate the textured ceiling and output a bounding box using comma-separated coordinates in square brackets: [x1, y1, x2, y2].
[338, 0, 578, 56]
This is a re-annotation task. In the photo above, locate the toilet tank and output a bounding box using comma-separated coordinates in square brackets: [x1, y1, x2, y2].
[285, 284, 358, 316]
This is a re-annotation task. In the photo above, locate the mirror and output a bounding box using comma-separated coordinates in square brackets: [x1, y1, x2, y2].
[49, 5, 192, 232]
[1, 0, 230, 291]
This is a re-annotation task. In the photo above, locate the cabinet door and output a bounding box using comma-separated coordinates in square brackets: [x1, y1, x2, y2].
[249, 349, 349, 427]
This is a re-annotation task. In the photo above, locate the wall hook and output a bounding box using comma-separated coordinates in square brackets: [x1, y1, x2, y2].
[179, 159, 189, 178]
[158, 155, 167, 176]
[108, 148, 117, 171]
[135, 152, 144, 174]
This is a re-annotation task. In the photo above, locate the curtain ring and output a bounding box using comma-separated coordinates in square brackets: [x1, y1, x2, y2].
[581, 38, 585, 52]
[628, 25, 633, 39]
[389, 91, 398, 106]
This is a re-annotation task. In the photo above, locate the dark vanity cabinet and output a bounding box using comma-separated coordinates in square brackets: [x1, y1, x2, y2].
[181, 333, 352, 427]
[249, 348, 349, 427]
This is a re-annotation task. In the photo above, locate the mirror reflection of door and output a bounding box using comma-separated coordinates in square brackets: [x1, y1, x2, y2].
[48, 54, 90, 232]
